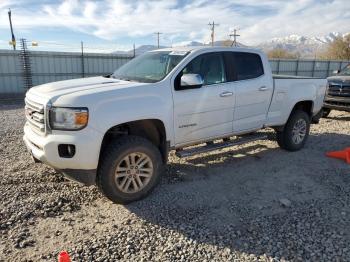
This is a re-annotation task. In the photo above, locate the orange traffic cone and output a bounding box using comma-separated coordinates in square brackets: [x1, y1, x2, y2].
[58, 250, 71, 262]
[326, 147, 350, 164]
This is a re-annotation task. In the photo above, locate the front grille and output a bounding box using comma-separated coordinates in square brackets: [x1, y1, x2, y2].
[327, 82, 350, 97]
[25, 98, 46, 133]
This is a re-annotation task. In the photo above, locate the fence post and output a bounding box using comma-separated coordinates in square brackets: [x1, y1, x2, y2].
[295, 60, 299, 76]
[326, 60, 331, 77]
[338, 62, 342, 72]
[81, 41, 85, 78]
[276, 59, 280, 74]
[311, 60, 316, 77]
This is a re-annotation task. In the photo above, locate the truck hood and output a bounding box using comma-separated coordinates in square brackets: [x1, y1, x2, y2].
[28, 76, 147, 100]
[327, 75, 350, 84]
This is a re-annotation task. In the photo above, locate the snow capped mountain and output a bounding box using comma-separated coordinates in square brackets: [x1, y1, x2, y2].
[258, 32, 349, 58]
[113, 32, 348, 58]
[311, 32, 345, 44]
[262, 32, 346, 46]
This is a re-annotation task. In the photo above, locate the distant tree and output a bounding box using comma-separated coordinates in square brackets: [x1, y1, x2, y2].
[221, 39, 233, 47]
[267, 48, 298, 59]
[321, 35, 350, 60]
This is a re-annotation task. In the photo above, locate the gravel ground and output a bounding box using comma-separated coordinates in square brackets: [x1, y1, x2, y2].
[0, 103, 349, 261]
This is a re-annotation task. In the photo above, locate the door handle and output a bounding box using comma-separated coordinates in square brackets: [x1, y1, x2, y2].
[259, 86, 268, 91]
[220, 91, 233, 97]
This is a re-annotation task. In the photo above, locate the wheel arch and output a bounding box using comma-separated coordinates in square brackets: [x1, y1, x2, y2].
[273, 100, 314, 132]
[98, 119, 168, 165]
[292, 100, 314, 117]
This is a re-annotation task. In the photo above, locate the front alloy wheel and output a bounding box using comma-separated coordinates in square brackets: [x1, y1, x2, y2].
[115, 153, 153, 194]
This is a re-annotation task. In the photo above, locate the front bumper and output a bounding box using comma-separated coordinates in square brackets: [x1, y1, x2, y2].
[23, 123, 103, 185]
[324, 96, 350, 112]
[56, 169, 96, 185]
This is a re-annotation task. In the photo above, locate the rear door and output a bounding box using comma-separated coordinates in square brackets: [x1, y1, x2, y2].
[172, 52, 235, 146]
[227, 52, 273, 132]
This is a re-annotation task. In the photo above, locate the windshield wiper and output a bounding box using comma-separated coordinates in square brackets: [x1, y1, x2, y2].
[113, 76, 139, 82]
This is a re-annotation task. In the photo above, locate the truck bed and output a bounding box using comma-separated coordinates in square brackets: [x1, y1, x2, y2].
[265, 76, 327, 127]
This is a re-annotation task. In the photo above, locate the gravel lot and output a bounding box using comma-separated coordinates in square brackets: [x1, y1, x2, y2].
[0, 103, 349, 261]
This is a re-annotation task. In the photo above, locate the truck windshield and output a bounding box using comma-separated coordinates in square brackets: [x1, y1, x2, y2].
[339, 65, 350, 76]
[112, 51, 188, 83]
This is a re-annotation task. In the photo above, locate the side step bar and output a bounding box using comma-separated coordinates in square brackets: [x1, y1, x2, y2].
[175, 133, 267, 158]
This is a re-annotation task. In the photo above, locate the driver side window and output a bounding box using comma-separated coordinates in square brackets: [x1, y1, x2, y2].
[182, 53, 226, 86]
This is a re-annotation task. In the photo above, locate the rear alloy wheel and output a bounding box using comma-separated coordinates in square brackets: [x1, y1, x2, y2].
[276, 110, 310, 151]
[97, 136, 162, 204]
[291, 119, 307, 145]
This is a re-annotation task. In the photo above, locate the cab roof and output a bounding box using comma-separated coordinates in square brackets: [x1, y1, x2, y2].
[153, 45, 264, 55]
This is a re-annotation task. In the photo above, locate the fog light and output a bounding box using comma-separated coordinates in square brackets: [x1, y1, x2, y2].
[58, 144, 76, 158]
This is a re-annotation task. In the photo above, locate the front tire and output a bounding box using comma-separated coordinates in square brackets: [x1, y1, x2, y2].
[276, 110, 310, 151]
[97, 136, 163, 204]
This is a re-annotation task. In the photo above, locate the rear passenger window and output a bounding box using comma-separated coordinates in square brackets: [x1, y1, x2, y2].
[231, 52, 264, 81]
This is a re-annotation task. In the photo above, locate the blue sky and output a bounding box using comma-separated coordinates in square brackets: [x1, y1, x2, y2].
[0, 0, 349, 52]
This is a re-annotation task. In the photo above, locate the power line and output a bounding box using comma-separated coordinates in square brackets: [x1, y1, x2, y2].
[229, 29, 240, 47]
[154, 32, 162, 48]
[208, 21, 219, 47]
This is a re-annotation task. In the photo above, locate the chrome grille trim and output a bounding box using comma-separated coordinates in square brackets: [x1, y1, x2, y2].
[26, 116, 45, 132]
[25, 98, 46, 134]
[32, 112, 45, 123]
[25, 98, 44, 113]
[327, 82, 350, 97]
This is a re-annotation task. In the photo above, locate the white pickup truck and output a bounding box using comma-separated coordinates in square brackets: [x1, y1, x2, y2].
[24, 47, 327, 203]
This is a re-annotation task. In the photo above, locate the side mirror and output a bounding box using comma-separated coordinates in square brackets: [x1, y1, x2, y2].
[180, 74, 204, 88]
[333, 70, 340, 74]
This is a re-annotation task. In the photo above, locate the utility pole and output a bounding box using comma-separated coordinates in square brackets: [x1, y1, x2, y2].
[8, 9, 16, 50]
[229, 29, 240, 47]
[208, 21, 219, 46]
[154, 32, 162, 48]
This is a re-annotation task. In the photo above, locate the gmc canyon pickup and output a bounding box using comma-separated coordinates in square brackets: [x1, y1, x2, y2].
[23, 47, 327, 203]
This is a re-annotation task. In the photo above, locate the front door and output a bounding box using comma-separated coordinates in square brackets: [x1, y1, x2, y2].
[172, 52, 235, 146]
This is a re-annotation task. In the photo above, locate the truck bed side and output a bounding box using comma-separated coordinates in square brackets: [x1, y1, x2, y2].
[265, 77, 327, 127]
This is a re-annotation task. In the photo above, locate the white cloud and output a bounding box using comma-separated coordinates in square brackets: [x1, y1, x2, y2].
[0, 0, 349, 46]
[0, 0, 16, 9]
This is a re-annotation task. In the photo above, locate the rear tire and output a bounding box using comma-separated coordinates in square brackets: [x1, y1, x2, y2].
[276, 110, 310, 151]
[97, 136, 163, 204]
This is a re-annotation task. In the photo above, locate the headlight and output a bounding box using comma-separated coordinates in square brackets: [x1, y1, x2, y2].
[49, 107, 88, 130]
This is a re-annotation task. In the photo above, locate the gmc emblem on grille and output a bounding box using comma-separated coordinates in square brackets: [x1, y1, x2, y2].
[25, 107, 33, 117]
